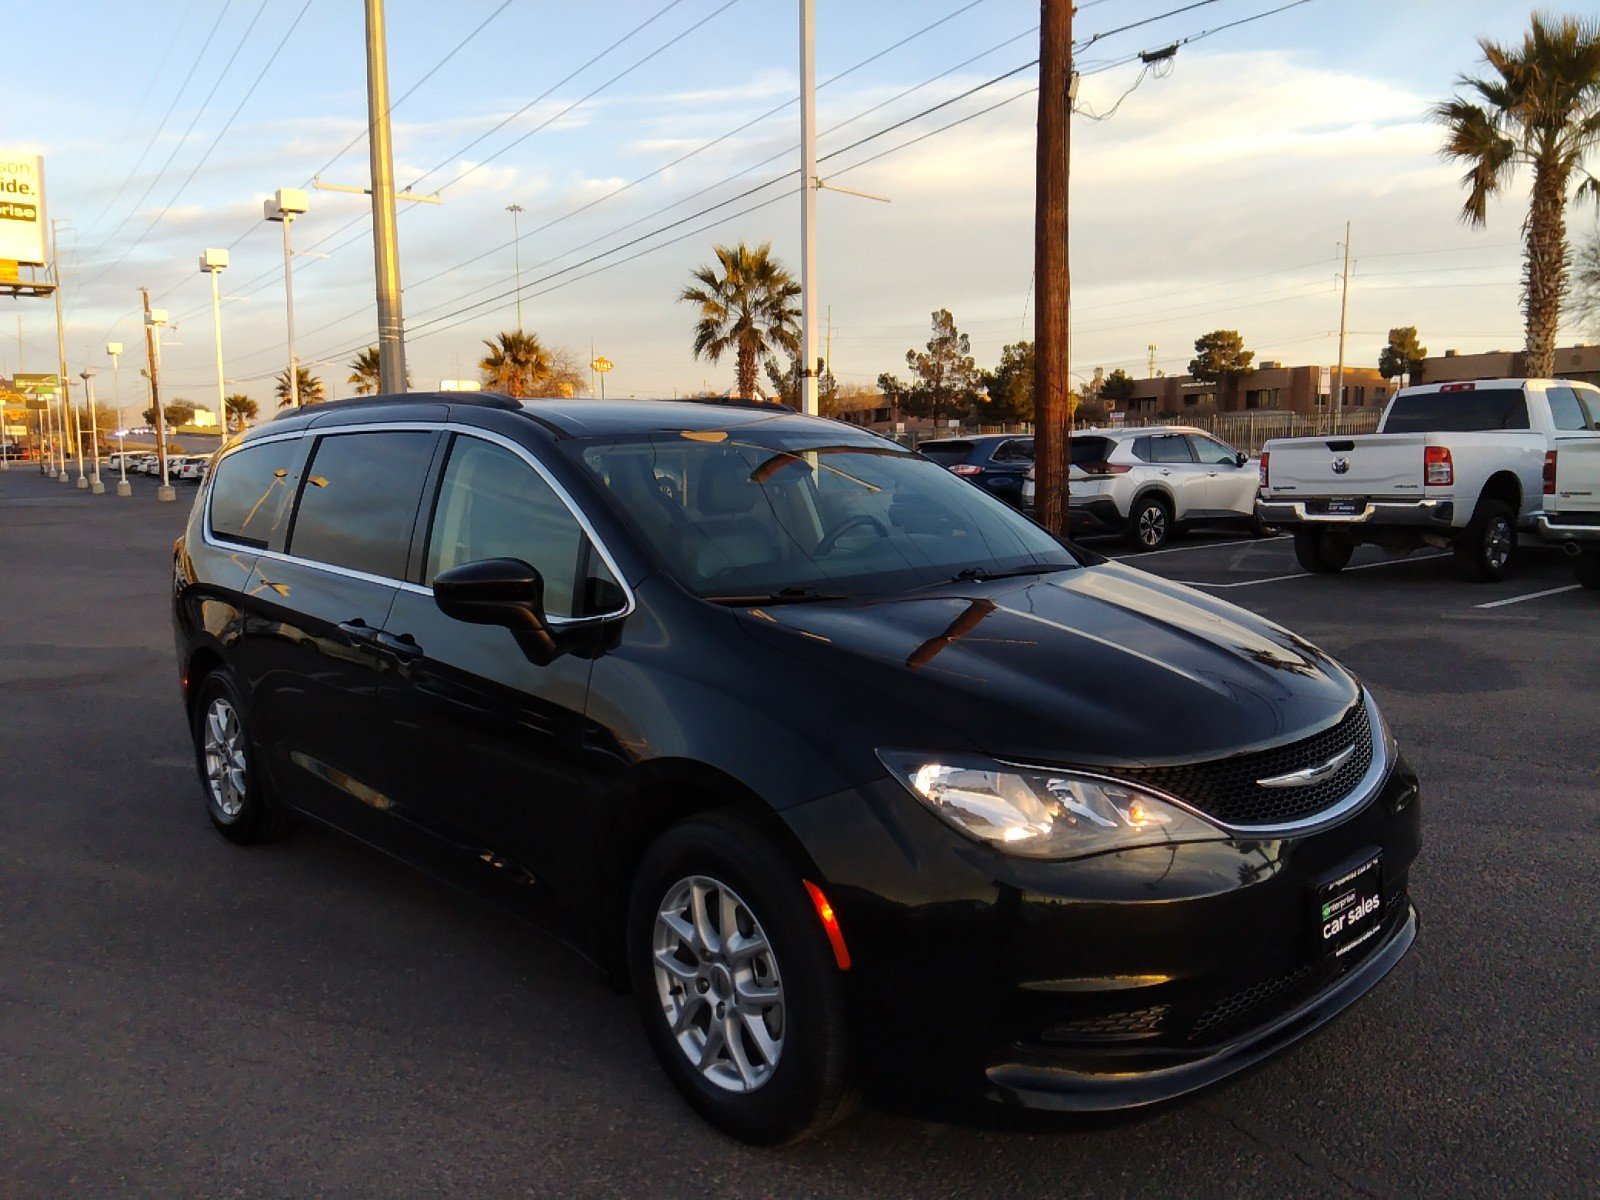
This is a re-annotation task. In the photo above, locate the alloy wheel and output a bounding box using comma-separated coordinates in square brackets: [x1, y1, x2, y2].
[1139, 504, 1167, 547]
[1485, 517, 1512, 571]
[202, 697, 247, 820]
[652, 874, 786, 1093]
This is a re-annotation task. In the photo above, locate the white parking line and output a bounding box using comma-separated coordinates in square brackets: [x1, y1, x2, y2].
[1108, 534, 1279, 560]
[1171, 553, 1451, 589]
[1474, 584, 1583, 609]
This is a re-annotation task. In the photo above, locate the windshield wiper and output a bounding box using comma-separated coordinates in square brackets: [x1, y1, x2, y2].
[706, 585, 847, 606]
[940, 564, 1064, 585]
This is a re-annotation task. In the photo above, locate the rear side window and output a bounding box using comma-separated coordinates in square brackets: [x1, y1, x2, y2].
[208, 439, 300, 548]
[1070, 437, 1111, 466]
[425, 436, 588, 618]
[1574, 384, 1600, 429]
[918, 440, 974, 466]
[288, 431, 436, 579]
[1383, 388, 1529, 433]
[991, 439, 1034, 463]
[1149, 434, 1195, 464]
[1546, 386, 1591, 431]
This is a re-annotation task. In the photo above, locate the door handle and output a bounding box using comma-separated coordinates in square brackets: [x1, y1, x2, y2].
[1160, 469, 1172, 476]
[337, 618, 382, 647]
[375, 631, 424, 662]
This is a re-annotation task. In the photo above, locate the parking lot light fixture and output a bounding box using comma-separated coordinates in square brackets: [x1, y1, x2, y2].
[144, 304, 176, 503]
[115, 428, 130, 497]
[80, 368, 104, 494]
[200, 249, 230, 423]
[264, 189, 309, 407]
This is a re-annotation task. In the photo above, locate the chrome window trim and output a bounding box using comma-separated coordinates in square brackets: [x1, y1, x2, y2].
[994, 689, 1391, 839]
[200, 420, 636, 627]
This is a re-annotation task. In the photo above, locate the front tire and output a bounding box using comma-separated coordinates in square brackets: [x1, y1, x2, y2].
[1123, 495, 1172, 551]
[1293, 527, 1354, 574]
[1453, 499, 1517, 582]
[190, 671, 292, 845]
[627, 813, 853, 1145]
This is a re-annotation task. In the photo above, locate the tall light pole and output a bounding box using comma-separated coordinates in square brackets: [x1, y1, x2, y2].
[143, 292, 176, 503]
[201, 248, 229, 427]
[50, 218, 77, 483]
[265, 188, 309, 407]
[1333, 221, 1351, 435]
[507, 203, 524, 331]
[107, 341, 130, 495]
[81, 368, 104, 494]
[366, 0, 408, 395]
[797, 0, 818, 415]
[71, 376, 88, 488]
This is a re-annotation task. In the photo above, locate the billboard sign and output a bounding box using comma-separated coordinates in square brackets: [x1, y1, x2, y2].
[14, 372, 60, 398]
[0, 152, 47, 266]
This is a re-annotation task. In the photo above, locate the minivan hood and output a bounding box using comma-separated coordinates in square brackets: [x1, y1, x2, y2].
[736, 563, 1359, 768]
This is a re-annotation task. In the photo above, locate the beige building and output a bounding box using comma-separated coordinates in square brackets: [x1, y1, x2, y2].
[1120, 361, 1396, 418]
[1415, 343, 1600, 386]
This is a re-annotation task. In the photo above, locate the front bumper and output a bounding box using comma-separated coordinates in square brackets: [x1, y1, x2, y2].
[1535, 512, 1600, 544]
[787, 756, 1423, 1110]
[1256, 497, 1454, 527]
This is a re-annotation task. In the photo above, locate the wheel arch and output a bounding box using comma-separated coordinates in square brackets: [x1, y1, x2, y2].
[1128, 484, 1176, 516]
[587, 758, 826, 990]
[1478, 470, 1522, 515]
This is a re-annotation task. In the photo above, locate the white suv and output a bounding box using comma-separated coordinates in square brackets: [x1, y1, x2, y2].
[1022, 426, 1260, 550]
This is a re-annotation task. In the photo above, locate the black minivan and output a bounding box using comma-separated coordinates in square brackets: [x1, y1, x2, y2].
[173, 394, 1420, 1144]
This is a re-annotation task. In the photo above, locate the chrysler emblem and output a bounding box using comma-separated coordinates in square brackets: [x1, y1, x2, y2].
[1332, 457, 1350, 475]
[1257, 743, 1356, 788]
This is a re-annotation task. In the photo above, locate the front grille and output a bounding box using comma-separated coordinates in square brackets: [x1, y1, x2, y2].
[1116, 699, 1374, 828]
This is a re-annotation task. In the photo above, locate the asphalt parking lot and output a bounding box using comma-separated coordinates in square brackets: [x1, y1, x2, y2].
[2, 467, 1595, 1199]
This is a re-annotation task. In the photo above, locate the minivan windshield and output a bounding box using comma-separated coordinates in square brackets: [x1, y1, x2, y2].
[576, 427, 1080, 600]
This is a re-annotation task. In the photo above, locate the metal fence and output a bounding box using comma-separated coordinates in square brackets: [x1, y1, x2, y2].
[894, 409, 1382, 456]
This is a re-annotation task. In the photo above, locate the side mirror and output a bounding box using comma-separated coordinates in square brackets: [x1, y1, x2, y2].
[1235, 452, 1249, 467]
[433, 557, 559, 663]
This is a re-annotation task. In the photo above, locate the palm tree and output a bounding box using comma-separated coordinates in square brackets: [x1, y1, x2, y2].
[679, 242, 800, 399]
[274, 367, 326, 409]
[479, 331, 586, 398]
[224, 393, 258, 432]
[348, 347, 381, 395]
[1434, 14, 1600, 376]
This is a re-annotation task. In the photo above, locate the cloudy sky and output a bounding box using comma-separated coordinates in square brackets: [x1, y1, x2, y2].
[6, 0, 1590, 413]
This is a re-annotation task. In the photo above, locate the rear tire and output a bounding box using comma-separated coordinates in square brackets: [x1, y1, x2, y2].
[1293, 527, 1353, 574]
[1572, 552, 1600, 591]
[190, 670, 293, 845]
[1123, 496, 1172, 551]
[1453, 499, 1517, 582]
[627, 812, 854, 1145]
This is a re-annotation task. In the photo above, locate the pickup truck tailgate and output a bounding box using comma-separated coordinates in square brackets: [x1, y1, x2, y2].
[1266, 433, 1426, 496]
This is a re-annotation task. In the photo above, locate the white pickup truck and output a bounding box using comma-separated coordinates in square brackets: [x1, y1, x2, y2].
[1257, 379, 1600, 582]
[1535, 411, 1600, 590]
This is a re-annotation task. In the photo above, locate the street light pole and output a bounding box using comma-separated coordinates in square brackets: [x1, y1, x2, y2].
[507, 203, 524, 331]
[108, 342, 130, 495]
[797, 0, 818, 416]
[264, 189, 309, 407]
[50, 218, 77, 484]
[366, 0, 408, 395]
[81, 368, 103, 493]
[201, 249, 229, 427]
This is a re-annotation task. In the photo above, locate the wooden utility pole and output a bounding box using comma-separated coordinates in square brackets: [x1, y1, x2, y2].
[1033, 0, 1072, 534]
[1333, 220, 1351, 434]
[141, 287, 170, 482]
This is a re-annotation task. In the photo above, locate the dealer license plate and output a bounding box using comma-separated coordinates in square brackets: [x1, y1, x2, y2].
[1324, 499, 1363, 516]
[1314, 855, 1383, 962]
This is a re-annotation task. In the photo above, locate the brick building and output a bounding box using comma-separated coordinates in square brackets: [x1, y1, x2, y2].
[1120, 361, 1395, 418]
[1415, 343, 1600, 386]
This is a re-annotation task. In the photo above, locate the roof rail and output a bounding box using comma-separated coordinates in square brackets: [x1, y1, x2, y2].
[271, 391, 522, 420]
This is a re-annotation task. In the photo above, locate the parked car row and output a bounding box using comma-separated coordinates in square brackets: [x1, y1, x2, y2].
[925, 378, 1600, 586]
[113, 452, 212, 482]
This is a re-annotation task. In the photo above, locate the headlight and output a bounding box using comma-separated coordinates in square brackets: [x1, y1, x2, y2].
[878, 751, 1226, 860]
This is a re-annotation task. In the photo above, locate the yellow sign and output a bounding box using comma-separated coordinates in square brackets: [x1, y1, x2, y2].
[0, 259, 17, 283]
[591, 356, 614, 373]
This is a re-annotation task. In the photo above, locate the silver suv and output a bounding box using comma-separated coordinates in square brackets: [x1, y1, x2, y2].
[1022, 426, 1260, 550]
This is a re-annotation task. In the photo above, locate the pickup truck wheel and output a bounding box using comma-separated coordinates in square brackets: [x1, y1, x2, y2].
[1571, 552, 1600, 590]
[1292, 528, 1353, 574]
[1453, 500, 1516, 582]
[1123, 496, 1172, 551]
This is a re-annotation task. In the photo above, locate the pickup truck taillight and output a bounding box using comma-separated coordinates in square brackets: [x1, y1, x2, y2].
[1424, 445, 1453, 486]
[1258, 451, 1270, 488]
[1544, 450, 1557, 495]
